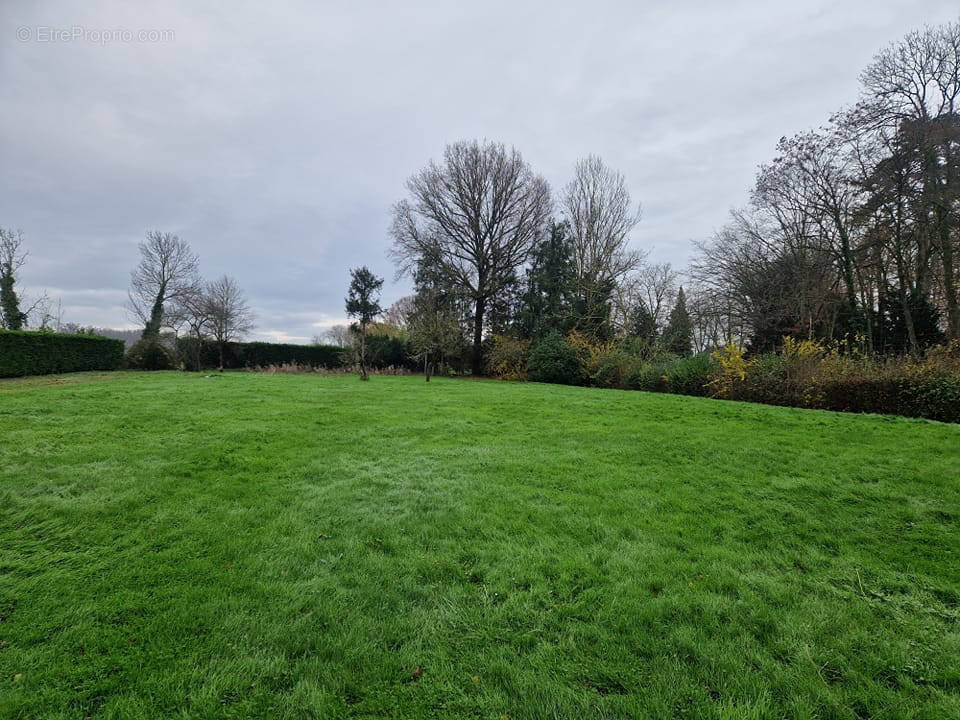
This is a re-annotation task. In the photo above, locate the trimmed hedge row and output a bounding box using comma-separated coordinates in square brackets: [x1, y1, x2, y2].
[174, 339, 344, 369]
[0, 330, 125, 377]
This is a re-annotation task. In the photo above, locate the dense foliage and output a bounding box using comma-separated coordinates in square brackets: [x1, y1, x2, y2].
[485, 334, 531, 380]
[173, 339, 344, 370]
[517, 331, 960, 422]
[0, 329, 124, 377]
[125, 338, 177, 371]
[712, 338, 960, 424]
[527, 331, 581, 385]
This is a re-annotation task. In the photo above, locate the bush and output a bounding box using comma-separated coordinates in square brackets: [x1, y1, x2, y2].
[125, 338, 176, 370]
[0, 329, 124, 377]
[486, 334, 531, 380]
[709, 338, 960, 423]
[665, 353, 714, 396]
[626, 363, 669, 392]
[528, 331, 582, 385]
[588, 346, 637, 389]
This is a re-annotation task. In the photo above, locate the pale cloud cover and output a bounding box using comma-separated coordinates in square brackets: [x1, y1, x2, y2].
[2, 0, 957, 341]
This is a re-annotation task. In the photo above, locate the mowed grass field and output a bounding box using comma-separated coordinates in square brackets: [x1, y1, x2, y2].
[1, 372, 959, 719]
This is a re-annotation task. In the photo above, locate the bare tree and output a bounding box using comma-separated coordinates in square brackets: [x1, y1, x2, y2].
[169, 283, 210, 370]
[391, 140, 551, 374]
[128, 231, 200, 340]
[205, 275, 254, 370]
[690, 205, 842, 351]
[383, 295, 415, 330]
[637, 262, 678, 328]
[563, 156, 644, 333]
[758, 131, 865, 334]
[320, 324, 353, 348]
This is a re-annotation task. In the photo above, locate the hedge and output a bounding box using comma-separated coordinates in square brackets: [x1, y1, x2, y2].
[0, 330, 125, 378]
[174, 338, 345, 370]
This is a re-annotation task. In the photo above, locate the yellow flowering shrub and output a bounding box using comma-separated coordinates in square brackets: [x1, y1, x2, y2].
[486, 334, 531, 380]
[708, 343, 748, 398]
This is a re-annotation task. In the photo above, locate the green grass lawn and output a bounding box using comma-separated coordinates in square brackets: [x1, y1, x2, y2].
[1, 372, 958, 719]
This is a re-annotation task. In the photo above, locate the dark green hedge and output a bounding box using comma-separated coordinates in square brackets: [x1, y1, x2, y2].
[0, 330, 125, 377]
[175, 338, 345, 370]
[365, 335, 417, 370]
[174, 336, 420, 371]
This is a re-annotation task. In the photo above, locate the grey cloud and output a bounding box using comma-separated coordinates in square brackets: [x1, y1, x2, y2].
[2, 0, 956, 340]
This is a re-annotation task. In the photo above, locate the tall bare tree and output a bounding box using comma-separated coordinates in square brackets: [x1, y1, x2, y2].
[128, 231, 200, 340]
[320, 324, 353, 348]
[759, 131, 865, 333]
[383, 295, 415, 330]
[169, 283, 211, 370]
[563, 156, 644, 335]
[205, 275, 254, 370]
[391, 140, 551, 374]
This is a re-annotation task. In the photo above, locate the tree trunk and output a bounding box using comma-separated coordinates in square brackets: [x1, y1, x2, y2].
[940, 214, 959, 340]
[424, 353, 431, 382]
[360, 325, 368, 380]
[471, 295, 486, 376]
[218, 341, 224, 372]
[835, 218, 859, 334]
[143, 282, 167, 339]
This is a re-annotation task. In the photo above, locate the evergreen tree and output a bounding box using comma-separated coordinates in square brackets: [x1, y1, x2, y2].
[345, 266, 384, 381]
[0, 271, 25, 330]
[627, 301, 657, 344]
[517, 222, 575, 339]
[664, 286, 693, 356]
[570, 277, 617, 342]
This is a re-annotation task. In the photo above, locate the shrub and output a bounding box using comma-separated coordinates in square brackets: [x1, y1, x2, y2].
[126, 338, 176, 370]
[706, 337, 960, 423]
[0, 329, 124, 377]
[905, 370, 960, 423]
[588, 346, 637, 389]
[626, 363, 669, 392]
[486, 334, 531, 380]
[528, 331, 581, 385]
[708, 344, 749, 398]
[665, 353, 714, 396]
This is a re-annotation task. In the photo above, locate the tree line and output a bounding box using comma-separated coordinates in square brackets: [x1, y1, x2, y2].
[378, 145, 693, 377]
[4, 19, 957, 377]
[691, 20, 960, 355]
[127, 230, 255, 369]
[340, 18, 958, 374]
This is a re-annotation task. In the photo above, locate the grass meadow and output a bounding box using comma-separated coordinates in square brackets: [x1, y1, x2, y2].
[1, 372, 958, 719]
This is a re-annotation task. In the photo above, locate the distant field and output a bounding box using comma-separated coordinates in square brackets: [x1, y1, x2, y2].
[1, 372, 958, 719]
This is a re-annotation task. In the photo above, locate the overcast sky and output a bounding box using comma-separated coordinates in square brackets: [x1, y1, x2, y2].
[2, 1, 957, 342]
